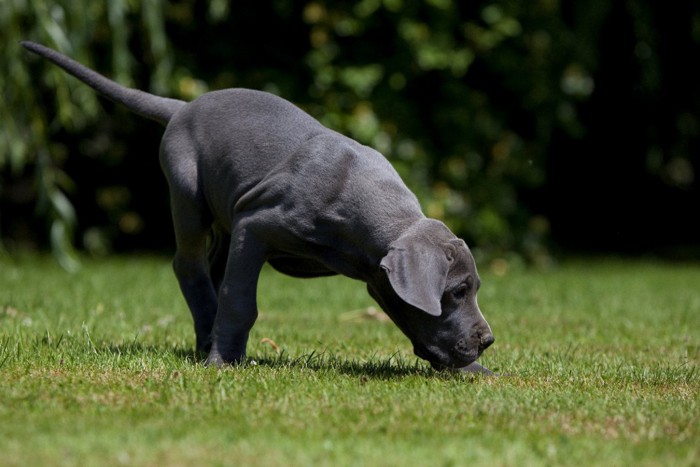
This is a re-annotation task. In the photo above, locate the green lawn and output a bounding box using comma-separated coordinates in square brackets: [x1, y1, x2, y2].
[1, 254, 698, 466]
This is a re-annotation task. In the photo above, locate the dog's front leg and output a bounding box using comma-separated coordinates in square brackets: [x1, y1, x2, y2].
[205, 225, 267, 367]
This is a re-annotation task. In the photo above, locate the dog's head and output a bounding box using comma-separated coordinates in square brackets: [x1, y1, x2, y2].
[367, 219, 494, 369]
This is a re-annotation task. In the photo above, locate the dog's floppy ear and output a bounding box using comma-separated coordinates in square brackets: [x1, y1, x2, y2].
[379, 238, 451, 316]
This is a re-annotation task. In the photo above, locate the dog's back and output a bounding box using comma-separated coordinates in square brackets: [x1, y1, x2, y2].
[162, 88, 423, 259]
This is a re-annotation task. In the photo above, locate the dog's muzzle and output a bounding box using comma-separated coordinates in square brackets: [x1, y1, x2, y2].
[418, 331, 495, 370]
[450, 331, 495, 367]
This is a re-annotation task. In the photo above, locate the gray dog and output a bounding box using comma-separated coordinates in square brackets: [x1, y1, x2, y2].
[22, 41, 495, 374]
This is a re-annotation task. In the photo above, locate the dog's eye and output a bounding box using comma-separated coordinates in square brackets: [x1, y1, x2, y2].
[452, 284, 469, 300]
[452, 275, 475, 300]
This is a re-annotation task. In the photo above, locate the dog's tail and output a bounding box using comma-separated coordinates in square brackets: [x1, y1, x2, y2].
[21, 41, 185, 126]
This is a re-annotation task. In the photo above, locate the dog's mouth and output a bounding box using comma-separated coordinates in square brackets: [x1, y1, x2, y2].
[414, 341, 481, 370]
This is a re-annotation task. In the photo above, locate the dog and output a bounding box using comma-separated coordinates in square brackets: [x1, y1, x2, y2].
[22, 41, 495, 374]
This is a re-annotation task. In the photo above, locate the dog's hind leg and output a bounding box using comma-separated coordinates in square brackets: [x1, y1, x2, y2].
[167, 179, 218, 355]
[160, 128, 220, 355]
[205, 220, 267, 367]
[207, 225, 230, 296]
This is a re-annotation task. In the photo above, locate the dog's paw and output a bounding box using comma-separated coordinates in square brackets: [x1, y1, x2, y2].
[204, 352, 226, 368]
[203, 348, 247, 368]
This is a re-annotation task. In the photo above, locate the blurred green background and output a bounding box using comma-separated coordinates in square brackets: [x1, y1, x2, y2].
[1, 0, 698, 267]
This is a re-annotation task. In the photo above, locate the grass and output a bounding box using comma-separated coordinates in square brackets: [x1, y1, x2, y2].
[0, 254, 698, 466]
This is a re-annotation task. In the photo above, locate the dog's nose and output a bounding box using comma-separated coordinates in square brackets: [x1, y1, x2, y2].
[480, 332, 495, 350]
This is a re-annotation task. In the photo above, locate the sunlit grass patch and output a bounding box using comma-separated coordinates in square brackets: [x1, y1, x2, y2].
[1, 255, 698, 466]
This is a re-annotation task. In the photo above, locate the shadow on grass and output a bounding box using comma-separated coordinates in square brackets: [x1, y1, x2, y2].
[98, 342, 476, 380]
[250, 351, 438, 380]
[13, 332, 487, 380]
